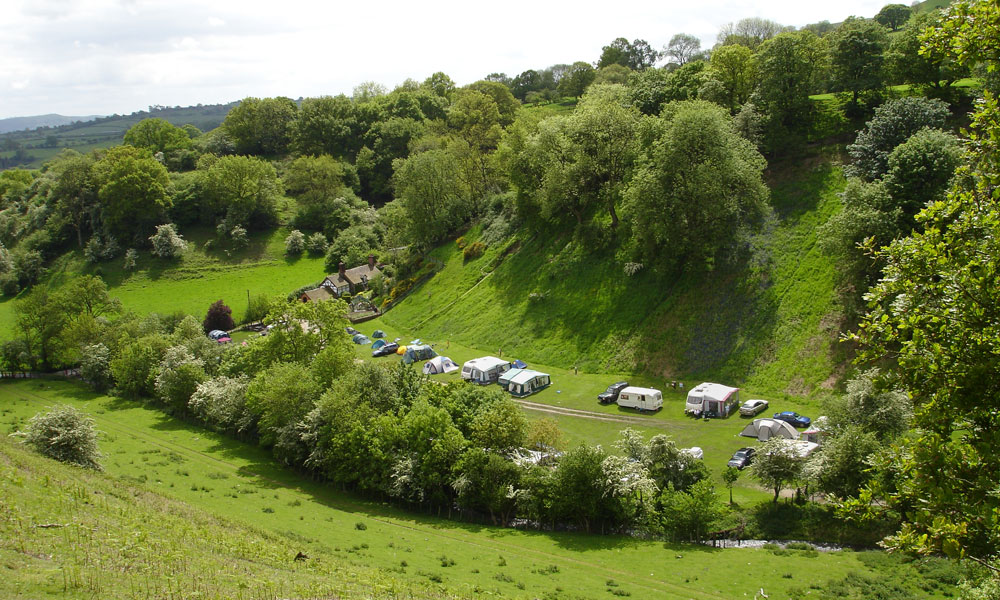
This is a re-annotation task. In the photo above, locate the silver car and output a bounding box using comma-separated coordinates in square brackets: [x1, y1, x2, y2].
[739, 399, 769, 417]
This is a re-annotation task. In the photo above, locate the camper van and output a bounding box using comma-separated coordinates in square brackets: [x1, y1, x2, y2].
[685, 382, 740, 418]
[616, 386, 663, 412]
[461, 356, 512, 385]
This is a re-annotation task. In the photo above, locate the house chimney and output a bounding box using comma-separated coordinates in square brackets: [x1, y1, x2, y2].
[338, 262, 346, 278]
[368, 254, 375, 270]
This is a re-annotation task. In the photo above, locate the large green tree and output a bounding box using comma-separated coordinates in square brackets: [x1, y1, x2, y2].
[709, 44, 756, 112]
[222, 96, 298, 156]
[752, 30, 825, 149]
[93, 145, 171, 243]
[123, 118, 192, 154]
[849, 0, 1000, 565]
[293, 95, 362, 159]
[624, 100, 769, 270]
[201, 155, 281, 229]
[829, 18, 889, 107]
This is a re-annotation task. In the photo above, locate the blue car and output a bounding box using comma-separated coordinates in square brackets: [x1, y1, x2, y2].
[773, 411, 811, 428]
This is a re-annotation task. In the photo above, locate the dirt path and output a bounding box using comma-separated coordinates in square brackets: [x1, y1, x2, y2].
[515, 399, 673, 429]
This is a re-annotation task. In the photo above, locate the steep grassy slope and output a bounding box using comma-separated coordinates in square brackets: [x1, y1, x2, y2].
[0, 423, 454, 599]
[382, 153, 847, 400]
[0, 379, 964, 599]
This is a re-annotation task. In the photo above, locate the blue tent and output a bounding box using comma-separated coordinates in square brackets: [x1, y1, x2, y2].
[401, 344, 437, 365]
[372, 339, 387, 350]
[372, 329, 386, 338]
[512, 359, 527, 369]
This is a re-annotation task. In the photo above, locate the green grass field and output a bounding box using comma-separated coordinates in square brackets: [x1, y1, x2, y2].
[0, 379, 964, 599]
[0, 222, 328, 339]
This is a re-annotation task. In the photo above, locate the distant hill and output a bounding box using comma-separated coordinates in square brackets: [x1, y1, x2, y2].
[0, 113, 101, 134]
[0, 102, 237, 170]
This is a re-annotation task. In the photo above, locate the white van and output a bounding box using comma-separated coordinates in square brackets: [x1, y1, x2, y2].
[616, 386, 663, 412]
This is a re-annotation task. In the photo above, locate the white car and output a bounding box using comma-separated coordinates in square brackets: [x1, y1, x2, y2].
[739, 399, 769, 417]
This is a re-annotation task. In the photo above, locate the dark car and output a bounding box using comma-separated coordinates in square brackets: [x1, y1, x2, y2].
[727, 447, 756, 469]
[372, 342, 399, 358]
[773, 411, 811, 428]
[598, 381, 629, 404]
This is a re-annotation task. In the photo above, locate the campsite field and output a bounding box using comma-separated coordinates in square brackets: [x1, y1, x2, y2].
[352, 319, 811, 503]
[0, 379, 964, 599]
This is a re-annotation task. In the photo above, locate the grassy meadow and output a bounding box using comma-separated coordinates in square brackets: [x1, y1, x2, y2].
[0, 222, 329, 339]
[0, 379, 965, 599]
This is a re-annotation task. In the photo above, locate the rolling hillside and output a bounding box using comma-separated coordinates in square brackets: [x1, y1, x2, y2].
[381, 150, 848, 401]
[0, 103, 235, 169]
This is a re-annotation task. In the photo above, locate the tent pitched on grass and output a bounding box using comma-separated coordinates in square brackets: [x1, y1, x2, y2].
[372, 329, 386, 338]
[740, 418, 799, 441]
[422, 356, 458, 375]
[402, 344, 437, 365]
[504, 369, 551, 397]
[371, 339, 386, 350]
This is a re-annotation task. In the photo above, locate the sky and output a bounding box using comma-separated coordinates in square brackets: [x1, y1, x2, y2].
[1, 0, 891, 119]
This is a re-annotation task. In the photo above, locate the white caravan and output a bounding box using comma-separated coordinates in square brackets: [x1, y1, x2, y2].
[616, 386, 663, 412]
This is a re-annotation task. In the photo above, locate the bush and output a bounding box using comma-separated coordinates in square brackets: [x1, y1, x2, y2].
[24, 405, 102, 470]
[285, 229, 305, 255]
[203, 299, 235, 333]
[229, 225, 249, 250]
[84, 234, 121, 263]
[463, 241, 485, 260]
[80, 343, 112, 391]
[149, 223, 188, 258]
[455, 236, 467, 249]
[123, 248, 138, 272]
[306, 232, 328, 255]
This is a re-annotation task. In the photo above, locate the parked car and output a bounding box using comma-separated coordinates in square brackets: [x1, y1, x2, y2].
[207, 329, 228, 340]
[727, 447, 756, 469]
[598, 381, 629, 404]
[739, 399, 769, 417]
[773, 411, 811, 428]
[372, 342, 399, 357]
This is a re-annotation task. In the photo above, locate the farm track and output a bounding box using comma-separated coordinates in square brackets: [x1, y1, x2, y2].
[8, 384, 730, 600]
[515, 399, 674, 428]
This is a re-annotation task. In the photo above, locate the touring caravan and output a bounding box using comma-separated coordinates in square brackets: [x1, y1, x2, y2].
[503, 369, 551, 397]
[461, 356, 512, 384]
[616, 386, 663, 412]
[685, 382, 740, 418]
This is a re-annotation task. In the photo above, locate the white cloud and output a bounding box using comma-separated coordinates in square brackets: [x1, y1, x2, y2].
[0, 0, 890, 118]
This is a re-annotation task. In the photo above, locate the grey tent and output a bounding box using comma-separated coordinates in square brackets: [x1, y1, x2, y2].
[352, 333, 371, 345]
[402, 344, 437, 365]
[739, 418, 799, 441]
[372, 329, 386, 338]
[422, 355, 458, 374]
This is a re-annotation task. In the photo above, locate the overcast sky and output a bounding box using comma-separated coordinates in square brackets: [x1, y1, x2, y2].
[1, 0, 890, 119]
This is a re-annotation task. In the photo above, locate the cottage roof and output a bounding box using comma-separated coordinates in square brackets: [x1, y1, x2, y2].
[326, 263, 381, 288]
[301, 287, 334, 302]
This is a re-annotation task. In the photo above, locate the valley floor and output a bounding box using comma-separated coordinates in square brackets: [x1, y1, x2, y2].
[0, 379, 962, 599]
